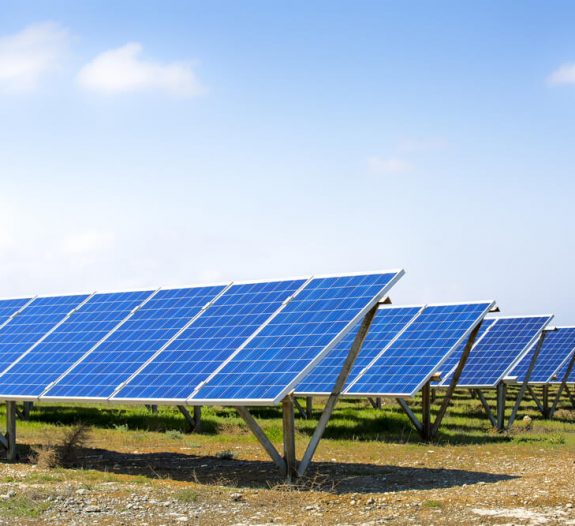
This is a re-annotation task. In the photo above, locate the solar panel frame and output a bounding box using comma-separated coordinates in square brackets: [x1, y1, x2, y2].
[441, 314, 554, 389]
[343, 300, 495, 398]
[39, 283, 233, 403]
[188, 269, 405, 406]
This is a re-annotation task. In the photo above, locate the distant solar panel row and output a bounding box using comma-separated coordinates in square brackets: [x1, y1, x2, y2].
[440, 315, 553, 388]
[0, 271, 402, 405]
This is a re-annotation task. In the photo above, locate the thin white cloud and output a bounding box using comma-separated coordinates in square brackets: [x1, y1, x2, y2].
[77, 42, 204, 96]
[368, 156, 413, 175]
[399, 137, 449, 153]
[548, 63, 575, 85]
[0, 22, 68, 92]
[60, 230, 117, 256]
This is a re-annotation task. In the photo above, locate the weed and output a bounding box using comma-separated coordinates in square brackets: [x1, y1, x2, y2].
[174, 488, 199, 503]
[0, 494, 49, 518]
[423, 500, 443, 509]
[166, 429, 184, 440]
[216, 450, 236, 460]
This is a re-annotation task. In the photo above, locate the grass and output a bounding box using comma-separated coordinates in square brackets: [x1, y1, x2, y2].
[174, 488, 199, 503]
[0, 494, 50, 518]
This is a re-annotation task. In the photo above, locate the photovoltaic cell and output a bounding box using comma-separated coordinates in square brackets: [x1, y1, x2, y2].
[435, 318, 497, 382]
[191, 272, 402, 403]
[0, 295, 88, 376]
[511, 327, 575, 384]
[345, 302, 492, 397]
[296, 306, 422, 394]
[444, 316, 553, 388]
[0, 291, 153, 397]
[43, 285, 226, 399]
[0, 298, 32, 328]
[113, 279, 306, 401]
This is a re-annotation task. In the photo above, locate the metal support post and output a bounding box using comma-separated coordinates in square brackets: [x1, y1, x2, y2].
[6, 402, 17, 462]
[306, 397, 313, 418]
[542, 385, 550, 419]
[282, 396, 297, 481]
[475, 389, 497, 427]
[293, 398, 307, 419]
[421, 382, 432, 441]
[178, 405, 201, 433]
[496, 382, 507, 431]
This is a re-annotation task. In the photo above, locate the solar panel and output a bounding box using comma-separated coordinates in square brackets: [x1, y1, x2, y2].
[345, 302, 493, 397]
[190, 271, 403, 404]
[0, 291, 154, 398]
[295, 305, 423, 394]
[511, 327, 575, 384]
[442, 315, 553, 388]
[112, 279, 306, 402]
[0, 298, 34, 329]
[42, 285, 227, 400]
[0, 294, 89, 377]
[434, 318, 497, 383]
[551, 334, 575, 383]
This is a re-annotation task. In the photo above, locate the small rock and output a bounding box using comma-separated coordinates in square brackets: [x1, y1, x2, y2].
[230, 493, 243, 502]
[175, 518, 189, 523]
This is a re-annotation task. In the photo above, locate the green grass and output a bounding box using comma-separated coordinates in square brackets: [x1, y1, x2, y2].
[0, 494, 50, 518]
[174, 488, 199, 503]
[423, 499, 444, 509]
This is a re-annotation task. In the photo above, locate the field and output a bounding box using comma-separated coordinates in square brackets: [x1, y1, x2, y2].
[0, 388, 574, 525]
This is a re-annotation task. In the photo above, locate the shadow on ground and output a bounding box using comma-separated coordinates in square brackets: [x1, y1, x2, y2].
[13, 444, 517, 493]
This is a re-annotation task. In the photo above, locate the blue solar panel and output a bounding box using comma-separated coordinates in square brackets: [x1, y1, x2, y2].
[345, 302, 492, 397]
[0, 295, 89, 376]
[434, 318, 497, 382]
[191, 272, 402, 403]
[296, 306, 423, 394]
[511, 327, 575, 384]
[445, 316, 553, 387]
[42, 285, 226, 399]
[113, 279, 306, 401]
[552, 332, 575, 383]
[0, 298, 33, 328]
[0, 291, 153, 397]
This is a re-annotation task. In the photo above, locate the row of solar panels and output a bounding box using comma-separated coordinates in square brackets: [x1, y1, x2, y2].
[0, 270, 572, 406]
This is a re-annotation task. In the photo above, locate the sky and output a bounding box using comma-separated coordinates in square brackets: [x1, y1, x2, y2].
[0, 1, 574, 322]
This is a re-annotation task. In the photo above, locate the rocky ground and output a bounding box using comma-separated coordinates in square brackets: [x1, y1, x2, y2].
[0, 437, 574, 525]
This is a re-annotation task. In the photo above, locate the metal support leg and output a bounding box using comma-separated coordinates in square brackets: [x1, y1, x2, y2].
[421, 382, 432, 441]
[178, 405, 201, 433]
[496, 383, 507, 431]
[396, 398, 423, 434]
[297, 304, 378, 478]
[475, 389, 497, 427]
[306, 397, 313, 418]
[22, 402, 33, 420]
[508, 332, 547, 427]
[146, 404, 158, 414]
[282, 397, 297, 481]
[542, 385, 550, 419]
[565, 385, 575, 408]
[549, 353, 575, 418]
[527, 385, 544, 413]
[429, 322, 483, 438]
[293, 398, 307, 419]
[6, 402, 17, 462]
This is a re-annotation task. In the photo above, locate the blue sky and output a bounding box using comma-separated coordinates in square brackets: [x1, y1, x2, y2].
[0, 1, 574, 322]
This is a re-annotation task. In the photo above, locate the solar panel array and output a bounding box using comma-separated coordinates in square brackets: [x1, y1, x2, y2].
[0, 271, 403, 405]
[113, 280, 305, 402]
[191, 273, 400, 403]
[44, 286, 226, 400]
[296, 305, 423, 394]
[436, 318, 497, 383]
[0, 295, 89, 377]
[344, 302, 493, 397]
[0, 292, 155, 398]
[441, 315, 553, 388]
[512, 327, 575, 384]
